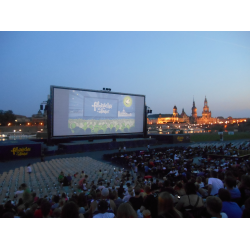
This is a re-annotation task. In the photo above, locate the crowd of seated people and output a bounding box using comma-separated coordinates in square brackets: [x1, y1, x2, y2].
[1, 141, 250, 218]
[1, 164, 250, 218]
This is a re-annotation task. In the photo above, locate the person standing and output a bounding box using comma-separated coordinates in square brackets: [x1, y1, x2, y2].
[27, 164, 32, 175]
[80, 171, 85, 178]
[62, 175, 69, 193]
[134, 164, 138, 174]
[144, 163, 149, 175]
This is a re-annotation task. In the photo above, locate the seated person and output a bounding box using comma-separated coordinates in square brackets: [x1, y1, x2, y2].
[207, 171, 224, 196]
[93, 200, 115, 218]
[144, 164, 149, 174]
[67, 174, 72, 186]
[123, 187, 134, 203]
[98, 175, 105, 184]
[58, 172, 64, 184]
[175, 182, 204, 217]
[125, 171, 131, 178]
[206, 196, 228, 218]
[78, 175, 88, 190]
[116, 203, 138, 218]
[174, 181, 186, 196]
[157, 192, 182, 218]
[218, 188, 242, 218]
[224, 176, 241, 199]
[160, 180, 176, 196]
[195, 176, 204, 188]
[79, 171, 85, 178]
[238, 175, 250, 206]
[129, 187, 144, 211]
[242, 197, 250, 218]
[97, 182, 106, 191]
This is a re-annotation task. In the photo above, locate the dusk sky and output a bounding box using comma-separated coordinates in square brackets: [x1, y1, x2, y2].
[0, 31, 249, 118]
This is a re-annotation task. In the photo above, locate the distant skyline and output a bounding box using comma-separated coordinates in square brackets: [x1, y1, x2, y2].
[0, 32, 249, 118]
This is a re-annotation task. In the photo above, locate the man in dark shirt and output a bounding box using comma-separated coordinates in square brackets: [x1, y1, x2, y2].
[143, 191, 158, 218]
[129, 187, 143, 211]
[62, 176, 69, 193]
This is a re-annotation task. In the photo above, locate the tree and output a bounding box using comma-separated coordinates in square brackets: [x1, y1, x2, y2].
[0, 110, 16, 126]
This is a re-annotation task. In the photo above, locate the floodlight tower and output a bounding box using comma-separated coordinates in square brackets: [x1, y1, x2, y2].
[144, 105, 152, 138]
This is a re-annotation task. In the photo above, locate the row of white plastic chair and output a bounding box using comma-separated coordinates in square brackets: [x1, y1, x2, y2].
[0, 156, 124, 204]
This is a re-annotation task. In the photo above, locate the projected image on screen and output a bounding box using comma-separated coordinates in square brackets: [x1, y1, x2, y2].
[53, 87, 144, 137]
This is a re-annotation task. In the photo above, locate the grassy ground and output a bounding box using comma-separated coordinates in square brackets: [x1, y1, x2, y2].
[191, 132, 250, 142]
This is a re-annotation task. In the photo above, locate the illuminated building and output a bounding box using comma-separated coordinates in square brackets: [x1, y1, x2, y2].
[147, 96, 248, 125]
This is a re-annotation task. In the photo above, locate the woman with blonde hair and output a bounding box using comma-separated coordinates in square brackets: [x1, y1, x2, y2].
[158, 192, 182, 218]
[116, 202, 137, 218]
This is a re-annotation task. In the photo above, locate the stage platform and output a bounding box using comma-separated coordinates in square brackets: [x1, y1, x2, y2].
[58, 138, 157, 154]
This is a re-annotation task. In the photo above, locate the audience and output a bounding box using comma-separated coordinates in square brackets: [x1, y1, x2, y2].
[1, 141, 250, 218]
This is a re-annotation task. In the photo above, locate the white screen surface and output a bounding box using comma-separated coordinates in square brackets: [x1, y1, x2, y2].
[53, 87, 145, 137]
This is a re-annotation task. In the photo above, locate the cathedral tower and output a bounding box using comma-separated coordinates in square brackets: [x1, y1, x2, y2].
[191, 98, 197, 118]
[202, 96, 211, 119]
[173, 105, 178, 122]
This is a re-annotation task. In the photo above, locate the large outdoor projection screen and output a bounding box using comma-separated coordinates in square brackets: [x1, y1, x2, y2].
[51, 86, 145, 137]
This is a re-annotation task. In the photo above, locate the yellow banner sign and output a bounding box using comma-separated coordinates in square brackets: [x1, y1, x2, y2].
[177, 136, 184, 142]
[11, 147, 31, 156]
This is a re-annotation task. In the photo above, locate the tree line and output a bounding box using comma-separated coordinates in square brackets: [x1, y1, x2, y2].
[0, 110, 16, 126]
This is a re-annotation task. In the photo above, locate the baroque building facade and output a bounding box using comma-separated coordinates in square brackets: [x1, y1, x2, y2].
[148, 97, 218, 124]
